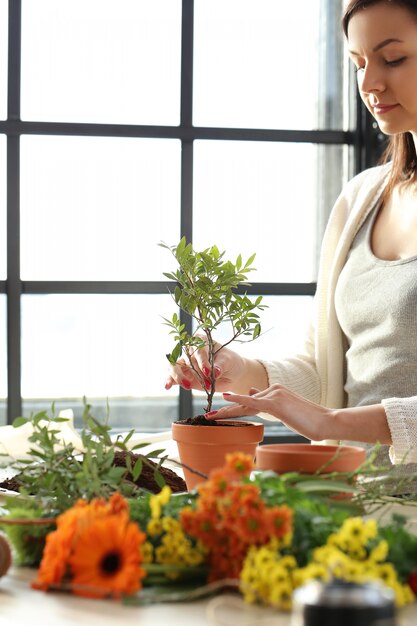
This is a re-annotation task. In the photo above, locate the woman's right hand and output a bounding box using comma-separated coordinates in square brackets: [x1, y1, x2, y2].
[164, 341, 268, 395]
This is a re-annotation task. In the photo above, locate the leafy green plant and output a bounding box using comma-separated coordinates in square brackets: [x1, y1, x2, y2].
[160, 237, 266, 413]
[1, 400, 168, 516]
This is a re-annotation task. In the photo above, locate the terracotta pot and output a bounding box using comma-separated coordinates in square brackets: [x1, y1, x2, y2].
[255, 443, 367, 474]
[172, 420, 264, 490]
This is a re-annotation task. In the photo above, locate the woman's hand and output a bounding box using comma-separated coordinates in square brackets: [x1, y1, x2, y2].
[205, 384, 392, 445]
[164, 343, 268, 394]
[206, 384, 333, 441]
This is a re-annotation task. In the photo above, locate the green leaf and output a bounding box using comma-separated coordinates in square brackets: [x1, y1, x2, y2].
[253, 323, 261, 339]
[146, 449, 168, 458]
[172, 342, 182, 362]
[154, 468, 166, 489]
[162, 272, 177, 281]
[12, 417, 29, 428]
[132, 458, 143, 482]
[130, 442, 152, 451]
[294, 480, 360, 495]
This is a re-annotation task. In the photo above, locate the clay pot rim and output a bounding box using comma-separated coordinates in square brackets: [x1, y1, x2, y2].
[172, 420, 264, 447]
[256, 443, 366, 457]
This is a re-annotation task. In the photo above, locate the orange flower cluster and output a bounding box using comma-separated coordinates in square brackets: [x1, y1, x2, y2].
[32, 492, 146, 599]
[180, 452, 293, 581]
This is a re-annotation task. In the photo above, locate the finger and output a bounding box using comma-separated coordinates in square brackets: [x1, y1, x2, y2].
[195, 339, 224, 379]
[165, 377, 175, 390]
[204, 404, 255, 420]
[168, 360, 203, 390]
[249, 387, 260, 396]
[222, 392, 269, 413]
[189, 336, 210, 374]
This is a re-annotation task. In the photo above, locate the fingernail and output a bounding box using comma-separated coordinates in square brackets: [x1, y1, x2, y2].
[202, 366, 211, 377]
[181, 379, 191, 390]
[204, 411, 218, 417]
[204, 379, 211, 390]
[223, 392, 231, 397]
[165, 381, 172, 390]
[214, 366, 221, 378]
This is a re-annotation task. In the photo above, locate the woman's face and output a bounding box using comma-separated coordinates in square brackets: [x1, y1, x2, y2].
[347, 2, 417, 135]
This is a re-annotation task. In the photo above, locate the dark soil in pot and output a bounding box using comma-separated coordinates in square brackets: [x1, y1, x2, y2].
[176, 415, 251, 426]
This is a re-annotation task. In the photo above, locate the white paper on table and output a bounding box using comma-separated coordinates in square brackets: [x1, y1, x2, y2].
[0, 410, 180, 480]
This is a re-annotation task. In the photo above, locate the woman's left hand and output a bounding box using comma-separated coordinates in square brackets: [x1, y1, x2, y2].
[205, 384, 334, 441]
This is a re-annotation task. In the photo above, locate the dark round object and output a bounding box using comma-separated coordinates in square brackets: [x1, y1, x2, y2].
[292, 580, 396, 626]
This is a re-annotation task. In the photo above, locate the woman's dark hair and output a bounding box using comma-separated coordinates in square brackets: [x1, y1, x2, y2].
[342, 0, 417, 194]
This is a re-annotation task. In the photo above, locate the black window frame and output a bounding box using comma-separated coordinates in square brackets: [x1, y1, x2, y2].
[1, 0, 385, 428]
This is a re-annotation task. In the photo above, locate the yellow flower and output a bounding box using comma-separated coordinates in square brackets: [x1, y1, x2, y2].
[392, 582, 415, 608]
[141, 541, 154, 564]
[149, 486, 172, 520]
[369, 540, 389, 563]
[184, 548, 205, 567]
[374, 562, 398, 587]
[268, 580, 294, 610]
[280, 555, 297, 571]
[162, 516, 182, 534]
[337, 517, 377, 547]
[239, 543, 297, 611]
[147, 518, 163, 536]
[294, 563, 330, 587]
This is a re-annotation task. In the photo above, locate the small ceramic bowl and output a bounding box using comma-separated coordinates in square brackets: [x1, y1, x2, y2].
[255, 443, 367, 474]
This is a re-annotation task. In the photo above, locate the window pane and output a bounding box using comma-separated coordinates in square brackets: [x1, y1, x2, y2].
[21, 0, 181, 125]
[193, 140, 347, 283]
[21, 295, 178, 429]
[0, 295, 6, 425]
[0, 135, 6, 279]
[20, 136, 181, 280]
[0, 0, 7, 120]
[194, 0, 344, 130]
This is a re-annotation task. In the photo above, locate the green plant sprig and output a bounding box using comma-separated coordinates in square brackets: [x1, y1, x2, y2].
[160, 237, 267, 412]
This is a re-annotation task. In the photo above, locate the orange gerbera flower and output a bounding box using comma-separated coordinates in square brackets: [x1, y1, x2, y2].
[31, 528, 72, 590]
[68, 512, 146, 599]
[32, 493, 146, 598]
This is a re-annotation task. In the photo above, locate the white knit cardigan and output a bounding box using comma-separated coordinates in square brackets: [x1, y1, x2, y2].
[260, 162, 417, 464]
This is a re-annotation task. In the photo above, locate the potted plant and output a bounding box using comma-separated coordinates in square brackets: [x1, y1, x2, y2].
[160, 237, 266, 488]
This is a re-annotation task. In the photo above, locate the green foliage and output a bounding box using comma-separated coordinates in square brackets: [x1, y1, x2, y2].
[128, 491, 197, 530]
[160, 238, 266, 412]
[0, 504, 53, 566]
[4, 399, 168, 516]
[379, 514, 417, 582]
[251, 469, 417, 576]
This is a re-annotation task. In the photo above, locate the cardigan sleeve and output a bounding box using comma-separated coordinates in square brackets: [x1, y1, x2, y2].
[382, 396, 417, 464]
[257, 319, 321, 410]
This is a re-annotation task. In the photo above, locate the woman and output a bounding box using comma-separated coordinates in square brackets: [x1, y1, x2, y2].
[165, 0, 417, 466]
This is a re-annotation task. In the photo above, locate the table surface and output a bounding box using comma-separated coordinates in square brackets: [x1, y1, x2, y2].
[0, 567, 290, 626]
[2, 566, 417, 626]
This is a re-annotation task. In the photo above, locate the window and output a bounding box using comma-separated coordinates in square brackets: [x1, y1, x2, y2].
[0, 0, 7, 121]
[1, 0, 377, 430]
